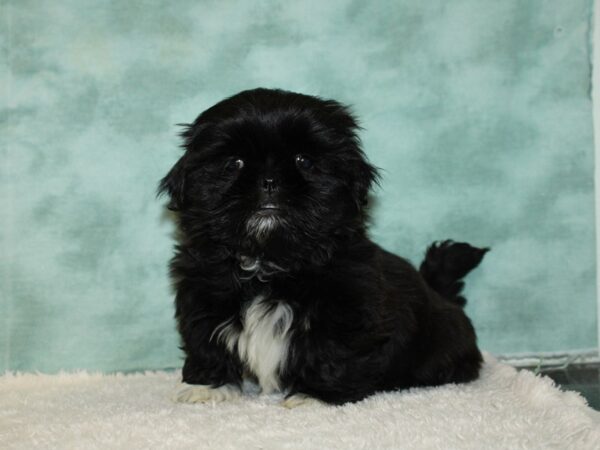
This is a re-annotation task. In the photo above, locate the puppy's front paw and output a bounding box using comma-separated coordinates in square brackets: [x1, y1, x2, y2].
[282, 393, 323, 409]
[172, 383, 241, 404]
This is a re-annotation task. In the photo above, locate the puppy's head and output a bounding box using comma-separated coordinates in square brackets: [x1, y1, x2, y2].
[159, 88, 378, 264]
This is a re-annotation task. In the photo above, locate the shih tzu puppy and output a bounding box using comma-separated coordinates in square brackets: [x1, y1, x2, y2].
[159, 88, 488, 406]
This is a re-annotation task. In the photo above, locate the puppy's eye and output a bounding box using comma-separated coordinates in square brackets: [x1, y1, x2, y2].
[295, 154, 313, 170]
[226, 158, 244, 171]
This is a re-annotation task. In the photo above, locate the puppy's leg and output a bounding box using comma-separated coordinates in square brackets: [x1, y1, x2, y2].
[173, 343, 243, 404]
[412, 307, 482, 386]
[281, 393, 324, 409]
[173, 383, 241, 404]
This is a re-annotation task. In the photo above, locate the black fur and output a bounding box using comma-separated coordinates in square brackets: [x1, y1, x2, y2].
[159, 88, 487, 405]
[420, 240, 489, 307]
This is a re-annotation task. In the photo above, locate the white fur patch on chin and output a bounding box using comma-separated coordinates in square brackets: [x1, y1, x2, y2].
[172, 383, 241, 404]
[246, 214, 280, 241]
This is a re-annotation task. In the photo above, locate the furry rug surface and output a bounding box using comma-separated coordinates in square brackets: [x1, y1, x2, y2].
[1, 354, 599, 449]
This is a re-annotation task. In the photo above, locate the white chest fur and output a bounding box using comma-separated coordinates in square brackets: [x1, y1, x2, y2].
[213, 296, 293, 393]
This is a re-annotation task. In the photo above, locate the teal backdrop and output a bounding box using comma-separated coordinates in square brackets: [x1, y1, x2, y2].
[1, 0, 596, 372]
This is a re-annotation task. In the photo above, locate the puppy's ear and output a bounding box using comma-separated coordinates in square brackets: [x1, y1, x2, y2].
[351, 156, 379, 210]
[158, 121, 209, 211]
[158, 155, 188, 211]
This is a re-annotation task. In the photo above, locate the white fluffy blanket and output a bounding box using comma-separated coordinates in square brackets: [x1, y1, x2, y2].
[1, 354, 599, 449]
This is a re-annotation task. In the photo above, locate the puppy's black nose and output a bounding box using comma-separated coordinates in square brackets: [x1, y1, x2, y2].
[262, 178, 277, 194]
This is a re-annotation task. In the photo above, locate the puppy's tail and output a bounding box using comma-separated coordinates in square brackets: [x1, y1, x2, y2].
[419, 240, 489, 307]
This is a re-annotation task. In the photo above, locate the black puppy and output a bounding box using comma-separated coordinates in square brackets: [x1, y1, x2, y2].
[159, 88, 488, 406]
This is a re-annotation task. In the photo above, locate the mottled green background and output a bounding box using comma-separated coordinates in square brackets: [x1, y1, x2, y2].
[1, 0, 596, 372]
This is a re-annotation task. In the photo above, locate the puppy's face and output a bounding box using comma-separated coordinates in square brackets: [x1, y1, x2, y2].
[160, 89, 377, 262]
